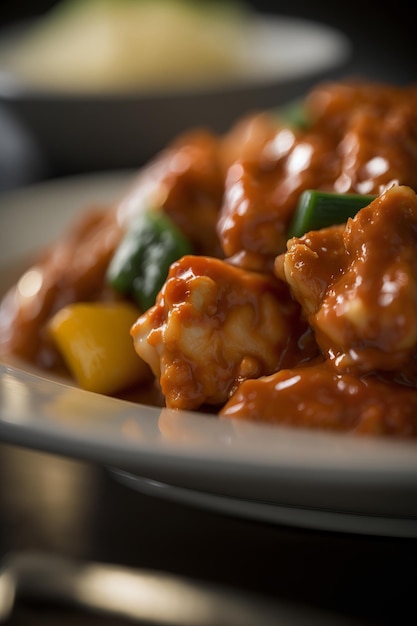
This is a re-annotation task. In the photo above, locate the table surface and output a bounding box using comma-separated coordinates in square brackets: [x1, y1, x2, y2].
[1, 4, 417, 625]
[0, 443, 416, 626]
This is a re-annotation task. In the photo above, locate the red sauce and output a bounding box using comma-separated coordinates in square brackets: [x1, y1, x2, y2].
[2, 79, 417, 437]
[220, 361, 417, 437]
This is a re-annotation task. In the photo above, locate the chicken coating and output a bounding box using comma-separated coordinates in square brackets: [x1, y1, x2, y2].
[0, 206, 123, 367]
[131, 255, 316, 410]
[220, 361, 417, 437]
[0, 129, 225, 368]
[217, 80, 417, 270]
[275, 185, 417, 381]
[117, 128, 225, 258]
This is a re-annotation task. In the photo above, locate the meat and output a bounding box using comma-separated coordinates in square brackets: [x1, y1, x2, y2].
[131, 255, 315, 410]
[117, 129, 225, 258]
[0, 128, 225, 367]
[220, 361, 417, 437]
[275, 185, 417, 381]
[220, 184, 417, 434]
[217, 80, 417, 269]
[0, 206, 123, 366]
[3, 78, 417, 437]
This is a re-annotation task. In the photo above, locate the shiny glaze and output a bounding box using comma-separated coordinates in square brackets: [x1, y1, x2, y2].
[218, 80, 417, 269]
[2, 79, 417, 436]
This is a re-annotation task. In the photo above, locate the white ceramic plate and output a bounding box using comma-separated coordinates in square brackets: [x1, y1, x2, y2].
[1, 173, 417, 538]
[0, 15, 351, 170]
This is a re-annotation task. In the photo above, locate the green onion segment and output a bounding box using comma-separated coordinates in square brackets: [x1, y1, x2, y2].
[288, 190, 377, 239]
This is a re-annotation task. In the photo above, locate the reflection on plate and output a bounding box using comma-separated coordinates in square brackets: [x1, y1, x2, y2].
[1, 173, 417, 538]
[0, 15, 351, 170]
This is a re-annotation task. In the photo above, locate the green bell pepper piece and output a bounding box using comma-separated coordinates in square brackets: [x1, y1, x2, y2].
[107, 208, 193, 311]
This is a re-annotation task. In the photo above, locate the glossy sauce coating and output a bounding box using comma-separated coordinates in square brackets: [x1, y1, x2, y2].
[131, 254, 316, 410]
[0, 206, 122, 367]
[224, 184, 417, 433]
[2, 79, 417, 437]
[220, 361, 417, 437]
[218, 80, 417, 270]
[275, 185, 417, 379]
[0, 130, 224, 367]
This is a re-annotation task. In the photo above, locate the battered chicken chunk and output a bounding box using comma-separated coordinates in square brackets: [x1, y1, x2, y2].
[117, 129, 225, 258]
[0, 129, 225, 368]
[0, 207, 123, 366]
[131, 255, 315, 410]
[275, 185, 417, 380]
[3, 78, 417, 439]
[218, 80, 417, 270]
[220, 361, 417, 437]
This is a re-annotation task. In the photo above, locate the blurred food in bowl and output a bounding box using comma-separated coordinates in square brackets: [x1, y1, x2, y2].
[2, 0, 252, 93]
[0, 1, 350, 172]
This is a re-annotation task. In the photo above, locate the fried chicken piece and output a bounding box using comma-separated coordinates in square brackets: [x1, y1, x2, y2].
[0, 129, 225, 367]
[218, 80, 417, 270]
[117, 129, 225, 258]
[131, 255, 315, 410]
[220, 361, 417, 437]
[275, 185, 417, 380]
[0, 206, 122, 367]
